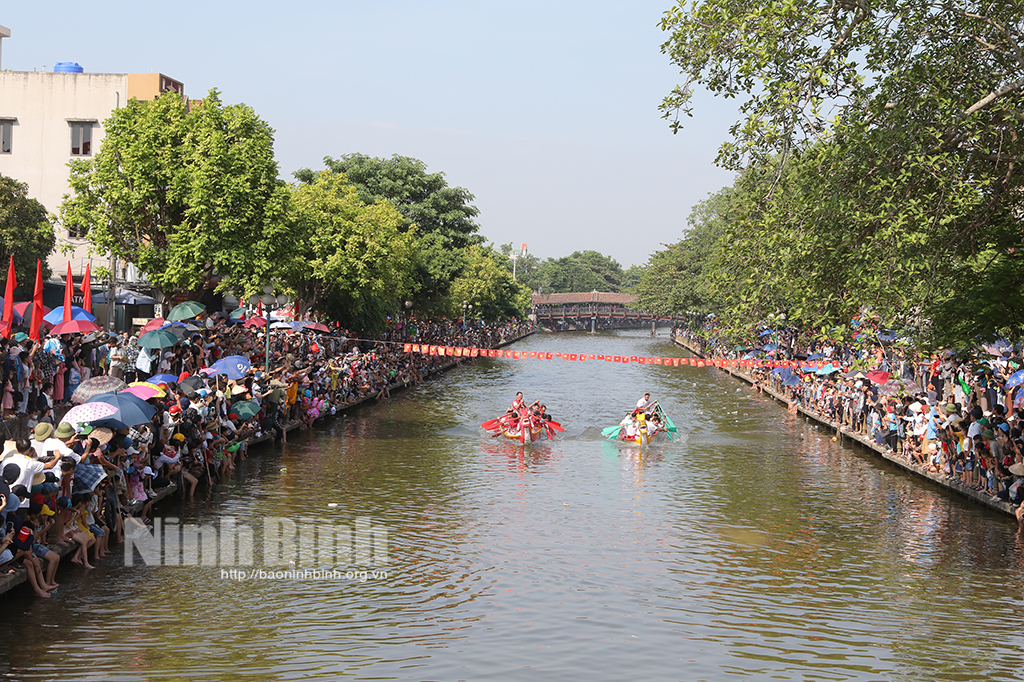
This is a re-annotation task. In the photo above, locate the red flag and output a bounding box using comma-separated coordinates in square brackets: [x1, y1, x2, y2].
[568, 354, 577, 361]
[579, 354, 586, 361]
[672, 358, 679, 366]
[505, 350, 514, 358]
[605, 356, 612, 362]
[588, 354, 595, 360]
[471, 348, 479, 357]
[28, 259, 43, 341]
[554, 353, 562, 358]
[512, 351, 520, 359]
[638, 357, 646, 365]
[529, 351, 537, 358]
[545, 352, 552, 360]
[1, 255, 15, 339]
[655, 357, 663, 365]
[63, 263, 73, 323]
[403, 343, 412, 353]
[412, 344, 421, 353]
[81, 262, 91, 314]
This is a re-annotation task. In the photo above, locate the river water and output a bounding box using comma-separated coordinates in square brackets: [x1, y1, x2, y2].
[3, 330, 1024, 681]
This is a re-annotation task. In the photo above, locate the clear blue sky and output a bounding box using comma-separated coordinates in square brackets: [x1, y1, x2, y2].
[2, 1, 738, 267]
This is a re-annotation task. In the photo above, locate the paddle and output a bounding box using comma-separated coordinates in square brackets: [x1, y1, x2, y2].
[602, 425, 623, 440]
[654, 403, 676, 441]
[481, 417, 504, 430]
[545, 420, 564, 432]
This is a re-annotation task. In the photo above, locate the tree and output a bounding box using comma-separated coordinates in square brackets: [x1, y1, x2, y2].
[497, 242, 542, 291]
[0, 174, 55, 286]
[621, 264, 646, 292]
[60, 90, 289, 296]
[296, 154, 482, 248]
[284, 171, 418, 331]
[535, 251, 625, 293]
[658, 1, 1024, 345]
[449, 245, 531, 322]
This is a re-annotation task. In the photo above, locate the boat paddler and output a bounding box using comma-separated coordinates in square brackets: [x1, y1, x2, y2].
[636, 393, 656, 413]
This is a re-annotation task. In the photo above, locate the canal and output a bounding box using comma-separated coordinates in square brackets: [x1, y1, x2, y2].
[3, 330, 1024, 681]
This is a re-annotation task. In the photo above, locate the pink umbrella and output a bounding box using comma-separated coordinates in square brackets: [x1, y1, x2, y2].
[243, 317, 267, 328]
[303, 322, 331, 333]
[62, 401, 119, 425]
[866, 370, 891, 384]
[51, 319, 101, 335]
[142, 317, 166, 333]
[122, 385, 161, 400]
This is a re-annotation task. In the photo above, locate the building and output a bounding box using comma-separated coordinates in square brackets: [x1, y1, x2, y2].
[0, 25, 182, 327]
[0, 68, 184, 277]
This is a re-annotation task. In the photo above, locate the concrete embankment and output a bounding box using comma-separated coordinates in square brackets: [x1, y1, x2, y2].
[0, 331, 534, 598]
[672, 334, 1018, 521]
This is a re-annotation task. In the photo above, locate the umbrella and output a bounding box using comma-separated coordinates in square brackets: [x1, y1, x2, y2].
[303, 322, 331, 333]
[159, 324, 192, 340]
[210, 355, 252, 381]
[62, 401, 119, 425]
[243, 317, 267, 328]
[71, 376, 128, 403]
[71, 462, 107, 493]
[865, 370, 890, 384]
[122, 385, 161, 400]
[85, 392, 157, 427]
[179, 375, 206, 396]
[270, 321, 292, 330]
[0, 299, 22, 325]
[806, 353, 826, 361]
[762, 343, 778, 352]
[50, 319, 101, 335]
[148, 373, 180, 385]
[230, 400, 261, 419]
[782, 375, 801, 387]
[142, 318, 166, 333]
[229, 308, 247, 319]
[43, 306, 96, 324]
[758, 329, 773, 336]
[166, 301, 206, 322]
[815, 364, 840, 375]
[14, 302, 50, 321]
[127, 381, 167, 397]
[1005, 369, 1024, 391]
[138, 329, 180, 349]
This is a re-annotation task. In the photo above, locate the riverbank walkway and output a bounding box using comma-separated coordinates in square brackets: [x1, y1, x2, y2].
[673, 334, 1019, 520]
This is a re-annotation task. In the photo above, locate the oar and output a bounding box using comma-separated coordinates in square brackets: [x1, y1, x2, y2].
[481, 416, 506, 430]
[546, 420, 564, 432]
[603, 425, 623, 440]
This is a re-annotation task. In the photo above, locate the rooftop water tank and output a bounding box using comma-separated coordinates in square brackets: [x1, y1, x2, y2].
[53, 62, 83, 73]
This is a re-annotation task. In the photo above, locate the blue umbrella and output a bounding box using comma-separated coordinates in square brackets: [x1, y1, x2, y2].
[1006, 369, 1024, 391]
[43, 306, 97, 324]
[209, 355, 252, 381]
[806, 353, 826, 361]
[783, 375, 801, 387]
[759, 329, 773, 336]
[85, 392, 157, 428]
[815, 364, 840, 375]
[762, 343, 778, 352]
[148, 373, 180, 385]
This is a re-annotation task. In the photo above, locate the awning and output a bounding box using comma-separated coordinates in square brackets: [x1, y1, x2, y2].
[92, 288, 158, 305]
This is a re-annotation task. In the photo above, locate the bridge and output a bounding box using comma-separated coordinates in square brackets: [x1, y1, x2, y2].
[531, 292, 670, 332]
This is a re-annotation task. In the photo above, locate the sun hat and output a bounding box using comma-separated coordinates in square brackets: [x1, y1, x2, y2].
[54, 422, 76, 440]
[90, 427, 114, 445]
[33, 422, 53, 441]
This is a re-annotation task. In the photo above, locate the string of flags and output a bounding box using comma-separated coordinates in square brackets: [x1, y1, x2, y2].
[403, 343, 829, 370]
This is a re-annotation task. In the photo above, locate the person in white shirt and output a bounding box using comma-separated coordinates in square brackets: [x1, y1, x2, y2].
[636, 393, 656, 413]
[3, 440, 58, 506]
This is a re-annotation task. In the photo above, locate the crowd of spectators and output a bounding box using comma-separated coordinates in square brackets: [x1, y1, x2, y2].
[674, 320, 1024, 510]
[0, 313, 531, 598]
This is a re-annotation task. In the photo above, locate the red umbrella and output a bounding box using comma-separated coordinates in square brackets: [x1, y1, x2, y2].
[866, 370, 891, 384]
[243, 317, 267, 328]
[142, 317, 166, 333]
[302, 322, 330, 333]
[14, 302, 49, 323]
[51, 319, 101, 335]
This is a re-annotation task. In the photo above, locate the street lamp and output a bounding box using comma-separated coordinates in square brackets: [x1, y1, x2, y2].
[249, 283, 291, 375]
[404, 300, 413, 339]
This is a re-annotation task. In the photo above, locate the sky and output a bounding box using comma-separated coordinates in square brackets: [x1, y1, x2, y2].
[1, 1, 739, 267]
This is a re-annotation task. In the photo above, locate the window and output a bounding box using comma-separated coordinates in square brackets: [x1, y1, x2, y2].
[0, 120, 11, 154]
[70, 122, 93, 156]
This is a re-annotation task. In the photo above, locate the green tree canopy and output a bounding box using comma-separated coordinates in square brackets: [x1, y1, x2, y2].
[449, 245, 531, 322]
[60, 90, 289, 296]
[0, 174, 55, 287]
[657, 0, 1024, 345]
[284, 170, 418, 332]
[535, 250, 625, 294]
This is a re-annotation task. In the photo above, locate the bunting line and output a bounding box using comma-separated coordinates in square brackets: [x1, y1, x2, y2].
[402, 344, 828, 371]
